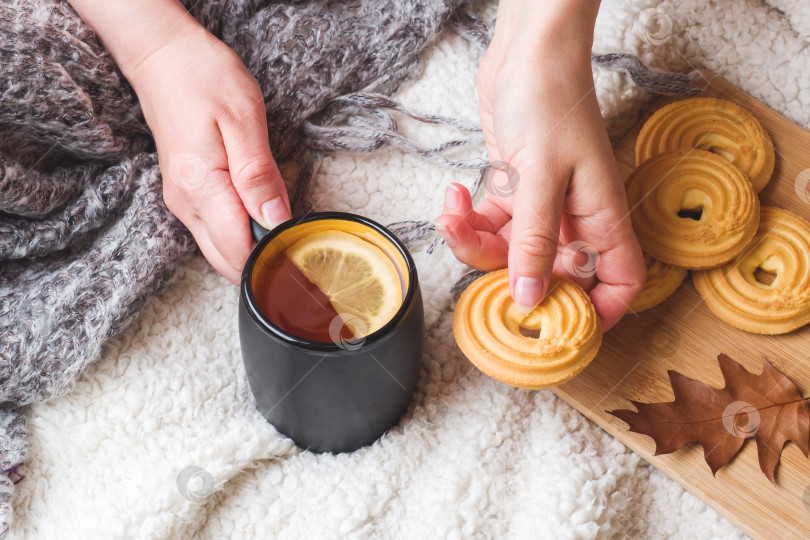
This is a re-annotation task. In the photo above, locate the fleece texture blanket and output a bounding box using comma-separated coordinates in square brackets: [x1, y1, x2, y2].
[10, 0, 810, 537]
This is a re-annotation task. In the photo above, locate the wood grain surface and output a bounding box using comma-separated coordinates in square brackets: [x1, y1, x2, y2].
[551, 69, 810, 540]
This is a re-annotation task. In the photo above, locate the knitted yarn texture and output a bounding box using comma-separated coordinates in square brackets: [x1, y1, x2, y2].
[0, 0, 705, 535]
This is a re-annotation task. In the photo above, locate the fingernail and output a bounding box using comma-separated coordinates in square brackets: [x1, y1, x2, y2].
[261, 196, 289, 229]
[433, 220, 458, 248]
[445, 183, 463, 212]
[514, 276, 543, 313]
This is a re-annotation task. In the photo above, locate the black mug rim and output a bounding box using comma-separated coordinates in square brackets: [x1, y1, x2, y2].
[241, 211, 418, 352]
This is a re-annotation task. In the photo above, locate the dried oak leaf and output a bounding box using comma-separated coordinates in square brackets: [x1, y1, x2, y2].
[609, 354, 810, 483]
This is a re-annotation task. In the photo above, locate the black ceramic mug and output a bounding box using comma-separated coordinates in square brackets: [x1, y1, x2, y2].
[239, 212, 424, 453]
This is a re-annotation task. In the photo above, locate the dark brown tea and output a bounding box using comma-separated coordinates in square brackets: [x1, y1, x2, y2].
[254, 254, 354, 342]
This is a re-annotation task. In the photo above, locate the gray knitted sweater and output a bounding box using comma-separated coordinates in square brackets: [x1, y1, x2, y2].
[0, 0, 702, 534]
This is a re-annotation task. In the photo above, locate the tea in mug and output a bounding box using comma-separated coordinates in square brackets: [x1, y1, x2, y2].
[250, 219, 409, 343]
[239, 211, 424, 453]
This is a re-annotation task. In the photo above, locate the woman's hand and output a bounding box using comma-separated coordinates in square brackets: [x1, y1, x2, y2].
[129, 26, 290, 285]
[68, 0, 290, 284]
[434, 0, 644, 330]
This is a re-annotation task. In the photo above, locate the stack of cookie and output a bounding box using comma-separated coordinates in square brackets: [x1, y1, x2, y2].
[627, 97, 810, 335]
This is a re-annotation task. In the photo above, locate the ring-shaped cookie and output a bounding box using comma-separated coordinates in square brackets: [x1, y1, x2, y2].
[692, 207, 810, 334]
[636, 97, 775, 193]
[452, 269, 602, 390]
[625, 149, 760, 269]
[628, 254, 688, 313]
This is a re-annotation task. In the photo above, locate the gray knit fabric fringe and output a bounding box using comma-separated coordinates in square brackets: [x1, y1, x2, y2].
[0, 0, 705, 534]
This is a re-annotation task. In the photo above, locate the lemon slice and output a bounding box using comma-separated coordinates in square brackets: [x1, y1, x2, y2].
[284, 230, 403, 339]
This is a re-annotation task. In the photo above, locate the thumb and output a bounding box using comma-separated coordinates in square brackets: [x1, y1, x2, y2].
[507, 161, 567, 312]
[220, 112, 291, 230]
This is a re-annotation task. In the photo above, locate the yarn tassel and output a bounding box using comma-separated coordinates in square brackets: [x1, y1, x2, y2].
[591, 53, 706, 96]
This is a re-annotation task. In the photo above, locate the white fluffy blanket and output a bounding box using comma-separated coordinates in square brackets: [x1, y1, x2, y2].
[13, 0, 807, 537]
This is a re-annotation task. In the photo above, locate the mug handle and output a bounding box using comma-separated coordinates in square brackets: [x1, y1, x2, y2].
[250, 218, 271, 243]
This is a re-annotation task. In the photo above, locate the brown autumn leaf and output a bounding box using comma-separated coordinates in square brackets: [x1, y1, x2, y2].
[609, 354, 810, 483]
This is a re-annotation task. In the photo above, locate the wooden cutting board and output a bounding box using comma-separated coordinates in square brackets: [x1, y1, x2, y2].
[551, 69, 810, 539]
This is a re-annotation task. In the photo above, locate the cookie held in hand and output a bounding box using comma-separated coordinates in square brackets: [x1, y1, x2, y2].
[453, 269, 602, 390]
